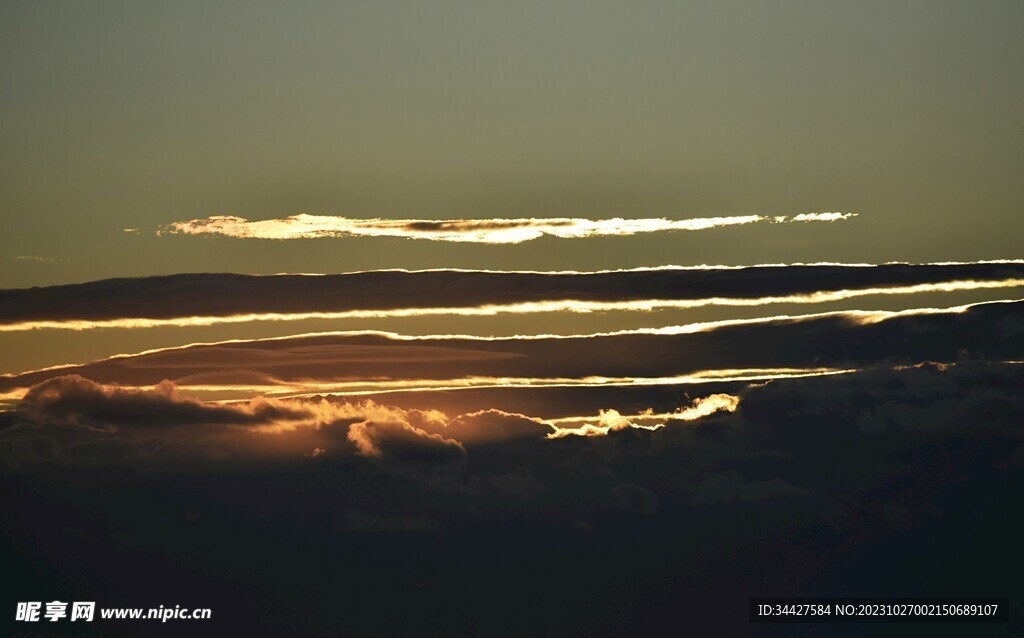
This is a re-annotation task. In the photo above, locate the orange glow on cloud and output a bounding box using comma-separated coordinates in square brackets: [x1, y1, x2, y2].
[546, 393, 741, 438]
[0, 368, 851, 406]
[1, 277, 1019, 332]
[159, 212, 855, 243]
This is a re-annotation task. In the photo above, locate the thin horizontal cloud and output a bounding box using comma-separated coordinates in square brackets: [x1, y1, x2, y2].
[0, 368, 850, 406]
[157, 212, 855, 243]
[265, 368, 850, 398]
[1, 299, 1020, 401]
[2, 261, 1023, 331]
[18, 375, 315, 430]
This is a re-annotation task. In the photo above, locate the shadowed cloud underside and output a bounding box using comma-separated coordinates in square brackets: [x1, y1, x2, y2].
[2, 260, 1021, 331]
[2, 299, 1020, 402]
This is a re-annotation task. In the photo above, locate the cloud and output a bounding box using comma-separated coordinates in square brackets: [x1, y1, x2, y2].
[737, 360, 1024, 450]
[789, 213, 849, 222]
[548, 408, 660, 438]
[548, 393, 740, 437]
[674, 392, 741, 420]
[18, 375, 312, 430]
[611, 484, 659, 514]
[2, 376, 467, 469]
[4, 298, 1020, 402]
[157, 212, 855, 243]
[3, 360, 1023, 575]
[0, 377, 737, 468]
[9, 260, 1024, 331]
[348, 417, 465, 467]
[346, 511, 439, 532]
[4, 361, 1021, 635]
[690, 471, 807, 505]
[437, 409, 553, 445]
[5, 360, 1020, 466]
[475, 467, 546, 498]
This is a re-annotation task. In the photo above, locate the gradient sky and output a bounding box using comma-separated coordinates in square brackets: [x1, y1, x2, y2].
[2, 0, 1023, 288]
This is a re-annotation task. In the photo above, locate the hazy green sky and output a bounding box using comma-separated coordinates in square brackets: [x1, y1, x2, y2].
[2, 0, 1022, 288]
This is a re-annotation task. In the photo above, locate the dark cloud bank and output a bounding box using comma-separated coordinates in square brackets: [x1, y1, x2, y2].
[2, 359, 1023, 636]
[4, 298, 1022, 395]
[2, 291, 1022, 637]
[1, 261, 1022, 327]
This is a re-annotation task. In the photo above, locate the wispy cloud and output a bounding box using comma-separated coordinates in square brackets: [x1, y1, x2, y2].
[0, 368, 851, 406]
[157, 212, 855, 243]
[11, 255, 55, 262]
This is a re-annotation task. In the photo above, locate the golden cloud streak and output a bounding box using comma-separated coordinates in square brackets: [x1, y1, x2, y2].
[546, 393, 741, 438]
[158, 212, 854, 243]
[274, 368, 854, 398]
[4, 297, 1013, 386]
[0, 368, 854, 406]
[2, 277, 1020, 332]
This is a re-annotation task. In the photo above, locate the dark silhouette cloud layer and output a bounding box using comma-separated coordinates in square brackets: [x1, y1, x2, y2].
[18, 375, 310, 430]
[3, 299, 1021, 398]
[2, 261, 1021, 330]
[3, 357, 1022, 635]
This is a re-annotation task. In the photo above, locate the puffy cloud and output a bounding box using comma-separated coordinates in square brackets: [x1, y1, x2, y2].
[0, 376, 736, 473]
[738, 361, 1024, 450]
[158, 212, 855, 243]
[3, 360, 1021, 636]
[348, 417, 465, 467]
[4, 363, 1022, 514]
[471, 467, 546, 499]
[440, 409, 553, 445]
[690, 471, 807, 505]
[346, 511, 439, 533]
[0, 434, 63, 468]
[17, 375, 310, 430]
[611, 484, 659, 514]
[3, 376, 463, 469]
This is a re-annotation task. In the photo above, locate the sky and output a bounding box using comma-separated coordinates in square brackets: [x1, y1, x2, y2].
[2, 0, 1023, 289]
[2, 2, 1024, 636]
